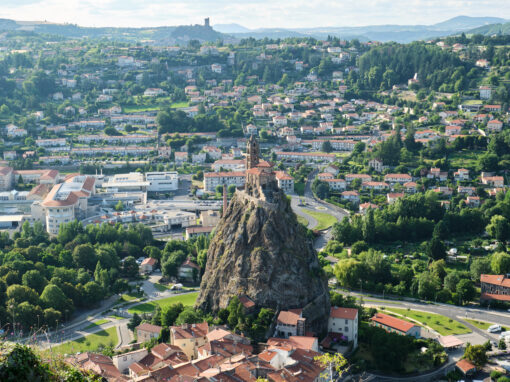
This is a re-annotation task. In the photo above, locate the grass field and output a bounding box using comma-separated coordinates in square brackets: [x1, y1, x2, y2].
[120, 292, 143, 302]
[304, 210, 337, 231]
[49, 327, 118, 355]
[449, 150, 484, 170]
[84, 319, 109, 330]
[128, 292, 198, 314]
[385, 308, 470, 336]
[154, 283, 170, 292]
[297, 215, 309, 227]
[465, 319, 506, 331]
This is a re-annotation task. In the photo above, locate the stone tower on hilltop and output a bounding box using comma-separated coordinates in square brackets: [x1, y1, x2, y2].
[245, 134, 260, 170]
[196, 136, 330, 335]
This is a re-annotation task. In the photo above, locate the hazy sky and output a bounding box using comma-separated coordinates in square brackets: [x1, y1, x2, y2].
[1, 0, 509, 29]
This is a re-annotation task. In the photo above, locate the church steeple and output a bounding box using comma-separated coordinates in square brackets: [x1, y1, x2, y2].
[246, 135, 260, 170]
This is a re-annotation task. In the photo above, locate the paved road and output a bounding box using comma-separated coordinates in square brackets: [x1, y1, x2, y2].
[344, 290, 510, 341]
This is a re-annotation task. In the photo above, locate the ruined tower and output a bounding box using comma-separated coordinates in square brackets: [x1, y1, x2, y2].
[245, 135, 260, 170]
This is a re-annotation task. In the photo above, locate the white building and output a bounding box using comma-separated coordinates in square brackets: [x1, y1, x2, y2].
[203, 171, 245, 192]
[275, 171, 294, 194]
[41, 175, 96, 235]
[479, 86, 492, 100]
[327, 307, 358, 348]
[146, 172, 178, 192]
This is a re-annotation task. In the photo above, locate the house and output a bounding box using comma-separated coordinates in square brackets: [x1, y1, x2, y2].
[454, 168, 469, 181]
[318, 172, 334, 181]
[140, 257, 157, 274]
[341, 190, 360, 203]
[345, 174, 372, 184]
[362, 181, 389, 191]
[275, 309, 306, 338]
[267, 336, 319, 352]
[170, 322, 209, 360]
[136, 323, 162, 343]
[387, 193, 404, 204]
[480, 274, 510, 303]
[275, 171, 294, 194]
[368, 158, 384, 173]
[370, 312, 420, 338]
[479, 86, 492, 100]
[326, 307, 358, 348]
[323, 164, 340, 176]
[127, 343, 188, 378]
[487, 119, 503, 133]
[324, 179, 347, 191]
[178, 259, 200, 283]
[457, 186, 475, 196]
[456, 359, 477, 377]
[427, 168, 448, 181]
[384, 173, 412, 184]
[445, 125, 461, 136]
[465, 196, 480, 207]
[481, 174, 504, 187]
[403, 181, 418, 193]
[65, 353, 122, 380]
[359, 202, 378, 214]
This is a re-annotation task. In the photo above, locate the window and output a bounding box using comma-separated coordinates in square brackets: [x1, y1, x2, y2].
[345, 327, 348, 332]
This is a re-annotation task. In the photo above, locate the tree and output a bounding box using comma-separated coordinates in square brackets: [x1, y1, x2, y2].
[72, 244, 97, 271]
[491, 252, 510, 274]
[427, 236, 446, 260]
[321, 140, 333, 153]
[21, 269, 47, 293]
[486, 215, 510, 242]
[499, 339, 507, 350]
[334, 258, 365, 288]
[444, 271, 460, 293]
[478, 153, 499, 172]
[128, 313, 142, 332]
[161, 303, 184, 326]
[417, 271, 440, 300]
[43, 308, 61, 328]
[175, 307, 203, 325]
[83, 281, 103, 306]
[456, 279, 476, 304]
[40, 284, 73, 314]
[122, 256, 139, 278]
[470, 257, 491, 281]
[463, 343, 487, 368]
[314, 353, 348, 381]
[114, 200, 124, 211]
[6, 284, 39, 305]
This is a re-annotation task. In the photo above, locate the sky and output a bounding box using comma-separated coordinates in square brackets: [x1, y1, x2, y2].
[1, 0, 509, 29]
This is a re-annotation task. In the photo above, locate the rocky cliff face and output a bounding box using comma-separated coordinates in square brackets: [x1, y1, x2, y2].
[196, 188, 330, 333]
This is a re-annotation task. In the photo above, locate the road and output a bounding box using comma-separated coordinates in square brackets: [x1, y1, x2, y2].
[344, 289, 510, 341]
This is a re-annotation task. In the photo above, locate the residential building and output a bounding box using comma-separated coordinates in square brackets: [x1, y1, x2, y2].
[481, 174, 504, 187]
[136, 323, 162, 343]
[324, 178, 347, 191]
[275, 151, 336, 163]
[327, 307, 358, 348]
[370, 313, 420, 338]
[178, 259, 200, 282]
[275, 309, 306, 338]
[170, 322, 209, 360]
[140, 257, 157, 274]
[203, 171, 246, 192]
[384, 174, 412, 184]
[41, 175, 95, 235]
[480, 274, 510, 303]
[387, 192, 404, 204]
[454, 168, 469, 181]
[368, 158, 384, 173]
[275, 171, 294, 194]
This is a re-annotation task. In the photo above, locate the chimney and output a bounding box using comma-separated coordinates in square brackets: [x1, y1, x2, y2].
[222, 183, 228, 216]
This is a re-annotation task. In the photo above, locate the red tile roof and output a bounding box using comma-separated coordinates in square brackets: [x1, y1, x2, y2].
[277, 310, 302, 326]
[456, 359, 476, 374]
[330, 307, 358, 320]
[136, 323, 163, 333]
[480, 274, 510, 288]
[370, 312, 416, 333]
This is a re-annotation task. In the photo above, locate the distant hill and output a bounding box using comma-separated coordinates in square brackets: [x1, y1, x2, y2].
[213, 23, 251, 34]
[432, 16, 507, 30]
[467, 22, 510, 36]
[0, 19, 225, 45]
[223, 16, 510, 43]
[0, 15, 508, 44]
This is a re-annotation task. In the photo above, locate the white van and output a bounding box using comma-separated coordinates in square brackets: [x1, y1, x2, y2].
[488, 324, 502, 333]
[499, 330, 510, 339]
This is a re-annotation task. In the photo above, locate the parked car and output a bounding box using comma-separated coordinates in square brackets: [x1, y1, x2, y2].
[488, 324, 502, 333]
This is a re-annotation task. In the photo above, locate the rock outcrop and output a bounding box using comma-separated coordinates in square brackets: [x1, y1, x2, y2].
[196, 187, 330, 333]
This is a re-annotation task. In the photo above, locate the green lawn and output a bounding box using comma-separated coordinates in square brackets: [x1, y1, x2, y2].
[465, 318, 505, 331]
[48, 327, 118, 355]
[154, 283, 170, 292]
[170, 101, 189, 109]
[385, 308, 471, 336]
[303, 210, 337, 231]
[297, 215, 309, 227]
[120, 292, 143, 302]
[128, 292, 198, 314]
[84, 319, 109, 330]
[449, 150, 484, 170]
[122, 105, 161, 113]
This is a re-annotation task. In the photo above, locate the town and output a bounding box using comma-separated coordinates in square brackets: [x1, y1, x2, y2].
[0, 13, 509, 382]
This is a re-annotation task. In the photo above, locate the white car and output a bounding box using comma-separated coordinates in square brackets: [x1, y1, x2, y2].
[488, 324, 502, 333]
